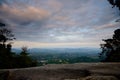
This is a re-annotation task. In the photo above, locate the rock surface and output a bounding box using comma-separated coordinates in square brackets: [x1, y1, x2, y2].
[82, 76, 119, 80]
[0, 63, 120, 80]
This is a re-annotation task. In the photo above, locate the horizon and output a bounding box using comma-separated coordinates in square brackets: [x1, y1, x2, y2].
[12, 42, 101, 48]
[12, 47, 101, 55]
[12, 46, 100, 49]
[0, 0, 119, 48]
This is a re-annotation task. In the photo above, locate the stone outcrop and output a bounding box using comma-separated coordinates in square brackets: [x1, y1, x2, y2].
[0, 63, 120, 80]
[82, 76, 119, 80]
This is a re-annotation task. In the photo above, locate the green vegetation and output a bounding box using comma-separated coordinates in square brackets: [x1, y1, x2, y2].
[0, 22, 38, 69]
[38, 56, 99, 66]
[30, 52, 99, 66]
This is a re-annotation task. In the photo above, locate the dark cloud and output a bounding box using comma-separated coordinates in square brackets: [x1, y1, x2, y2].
[0, 0, 6, 5]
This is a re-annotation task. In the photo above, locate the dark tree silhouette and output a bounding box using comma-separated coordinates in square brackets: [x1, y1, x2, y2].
[108, 0, 120, 10]
[107, 0, 120, 22]
[0, 22, 15, 44]
[20, 46, 28, 56]
[0, 22, 16, 68]
[0, 22, 38, 69]
[18, 47, 38, 68]
[100, 0, 120, 61]
[99, 29, 120, 62]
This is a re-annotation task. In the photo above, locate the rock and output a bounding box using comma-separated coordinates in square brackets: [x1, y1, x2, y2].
[0, 71, 9, 80]
[0, 63, 120, 80]
[82, 76, 119, 80]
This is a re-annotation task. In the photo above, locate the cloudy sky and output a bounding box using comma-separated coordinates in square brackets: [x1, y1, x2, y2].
[0, 0, 120, 48]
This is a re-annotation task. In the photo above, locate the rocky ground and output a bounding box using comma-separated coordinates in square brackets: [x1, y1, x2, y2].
[0, 63, 120, 80]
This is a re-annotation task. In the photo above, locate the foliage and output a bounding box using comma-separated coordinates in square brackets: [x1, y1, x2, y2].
[16, 46, 38, 68]
[0, 22, 38, 69]
[0, 22, 15, 44]
[108, 0, 120, 10]
[108, 0, 120, 22]
[99, 29, 120, 62]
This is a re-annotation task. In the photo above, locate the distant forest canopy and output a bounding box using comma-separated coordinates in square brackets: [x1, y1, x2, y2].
[0, 22, 38, 69]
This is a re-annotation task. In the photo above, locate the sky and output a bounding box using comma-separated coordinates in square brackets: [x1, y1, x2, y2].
[0, 0, 120, 48]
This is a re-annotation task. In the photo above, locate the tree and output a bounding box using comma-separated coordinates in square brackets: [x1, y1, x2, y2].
[0, 22, 16, 68]
[99, 29, 120, 62]
[0, 22, 38, 69]
[107, 0, 120, 22]
[108, 0, 120, 10]
[16, 46, 38, 68]
[0, 22, 15, 45]
[20, 46, 28, 56]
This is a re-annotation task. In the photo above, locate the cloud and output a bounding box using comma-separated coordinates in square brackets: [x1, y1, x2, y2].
[94, 22, 120, 30]
[13, 40, 98, 48]
[0, 0, 120, 48]
[0, 0, 6, 6]
[47, 0, 62, 12]
[0, 3, 50, 26]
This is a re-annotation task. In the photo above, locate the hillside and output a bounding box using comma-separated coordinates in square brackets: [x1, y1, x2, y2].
[0, 63, 120, 80]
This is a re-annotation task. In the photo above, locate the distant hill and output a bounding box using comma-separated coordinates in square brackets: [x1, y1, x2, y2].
[12, 48, 101, 64]
[30, 48, 100, 54]
[12, 47, 101, 55]
[12, 48, 22, 53]
[12, 47, 101, 57]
